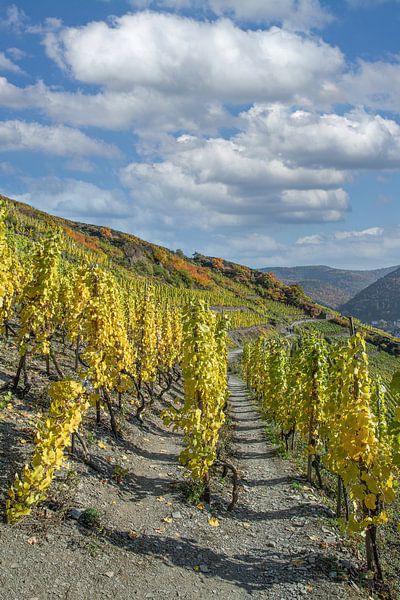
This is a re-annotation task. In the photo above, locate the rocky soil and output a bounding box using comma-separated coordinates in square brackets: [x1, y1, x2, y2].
[0, 350, 367, 600]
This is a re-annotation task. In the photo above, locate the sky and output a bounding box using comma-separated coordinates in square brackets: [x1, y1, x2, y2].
[0, 1, 400, 269]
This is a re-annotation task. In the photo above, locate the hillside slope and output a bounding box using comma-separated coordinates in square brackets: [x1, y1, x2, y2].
[261, 265, 398, 308]
[2, 194, 400, 354]
[2, 195, 321, 320]
[341, 266, 400, 323]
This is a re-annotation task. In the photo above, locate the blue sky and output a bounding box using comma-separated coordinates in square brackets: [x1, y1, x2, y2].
[0, 0, 400, 268]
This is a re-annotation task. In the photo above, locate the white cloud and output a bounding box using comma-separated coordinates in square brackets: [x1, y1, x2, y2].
[127, 0, 332, 29]
[206, 232, 282, 261]
[0, 75, 230, 133]
[194, 225, 400, 269]
[1, 4, 27, 33]
[6, 47, 26, 61]
[339, 59, 400, 113]
[19, 177, 131, 220]
[120, 131, 350, 233]
[346, 0, 400, 7]
[334, 226, 384, 240]
[296, 234, 324, 245]
[0, 7, 398, 266]
[45, 13, 343, 102]
[284, 226, 400, 269]
[0, 120, 120, 158]
[208, 0, 332, 29]
[0, 52, 22, 73]
[239, 104, 400, 169]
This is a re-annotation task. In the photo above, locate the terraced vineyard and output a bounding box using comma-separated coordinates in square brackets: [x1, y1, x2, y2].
[1, 196, 400, 599]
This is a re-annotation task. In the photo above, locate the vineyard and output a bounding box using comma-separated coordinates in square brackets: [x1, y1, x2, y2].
[242, 332, 400, 591]
[1, 196, 400, 599]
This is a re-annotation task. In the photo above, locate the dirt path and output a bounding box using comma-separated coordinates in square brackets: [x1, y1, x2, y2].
[0, 355, 365, 600]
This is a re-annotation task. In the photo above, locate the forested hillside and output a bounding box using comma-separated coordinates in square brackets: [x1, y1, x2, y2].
[262, 265, 398, 309]
[341, 267, 400, 323]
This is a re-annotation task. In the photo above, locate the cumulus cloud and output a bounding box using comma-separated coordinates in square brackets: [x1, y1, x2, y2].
[116, 98, 400, 235]
[45, 13, 343, 102]
[2, 11, 394, 133]
[0, 7, 399, 266]
[339, 59, 400, 113]
[0, 77, 229, 133]
[0, 120, 120, 158]
[120, 131, 351, 233]
[239, 104, 400, 169]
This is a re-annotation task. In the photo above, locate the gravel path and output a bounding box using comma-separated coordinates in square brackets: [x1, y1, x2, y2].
[0, 355, 365, 600]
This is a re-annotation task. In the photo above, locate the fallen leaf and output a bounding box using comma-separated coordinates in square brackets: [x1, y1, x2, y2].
[163, 516, 173, 524]
[98, 442, 107, 449]
[19, 439, 27, 445]
[156, 496, 166, 502]
[208, 517, 220, 528]
[291, 559, 306, 567]
[196, 503, 205, 510]
[27, 536, 38, 545]
[128, 530, 139, 540]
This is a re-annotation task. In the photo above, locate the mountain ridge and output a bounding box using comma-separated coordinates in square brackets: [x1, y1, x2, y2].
[340, 266, 400, 324]
[260, 264, 399, 308]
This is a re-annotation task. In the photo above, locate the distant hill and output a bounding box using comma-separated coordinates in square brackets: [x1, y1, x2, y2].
[340, 267, 400, 323]
[260, 265, 398, 308]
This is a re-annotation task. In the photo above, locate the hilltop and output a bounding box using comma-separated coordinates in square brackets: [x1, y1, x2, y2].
[341, 266, 400, 324]
[260, 265, 398, 309]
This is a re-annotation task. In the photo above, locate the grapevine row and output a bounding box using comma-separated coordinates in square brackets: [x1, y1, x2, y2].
[242, 332, 400, 580]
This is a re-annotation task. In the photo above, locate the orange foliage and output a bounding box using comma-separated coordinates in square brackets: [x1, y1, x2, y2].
[100, 226, 112, 238]
[64, 227, 99, 252]
[169, 255, 212, 287]
[211, 257, 225, 271]
[152, 246, 211, 287]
